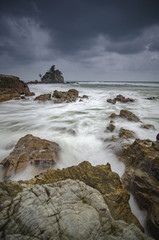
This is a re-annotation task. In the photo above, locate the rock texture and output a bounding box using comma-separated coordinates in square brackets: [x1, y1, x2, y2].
[107, 95, 134, 104]
[109, 109, 140, 122]
[53, 89, 79, 103]
[119, 128, 136, 139]
[41, 65, 64, 83]
[24, 161, 142, 231]
[120, 139, 159, 239]
[34, 93, 51, 101]
[0, 74, 34, 102]
[1, 134, 60, 179]
[0, 178, 153, 240]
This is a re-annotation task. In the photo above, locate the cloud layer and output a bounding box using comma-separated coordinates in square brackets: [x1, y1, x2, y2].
[0, 0, 159, 81]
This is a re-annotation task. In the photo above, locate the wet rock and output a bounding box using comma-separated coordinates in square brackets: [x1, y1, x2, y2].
[25, 161, 143, 231]
[119, 128, 136, 139]
[115, 94, 134, 103]
[107, 95, 135, 104]
[120, 139, 159, 239]
[53, 89, 79, 103]
[107, 98, 116, 104]
[106, 120, 116, 132]
[141, 124, 155, 130]
[119, 109, 140, 122]
[82, 94, 89, 99]
[34, 93, 51, 101]
[0, 178, 153, 240]
[109, 109, 140, 122]
[1, 134, 60, 179]
[156, 133, 159, 141]
[0, 74, 35, 102]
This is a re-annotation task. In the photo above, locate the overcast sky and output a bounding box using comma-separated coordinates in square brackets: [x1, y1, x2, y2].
[0, 0, 159, 82]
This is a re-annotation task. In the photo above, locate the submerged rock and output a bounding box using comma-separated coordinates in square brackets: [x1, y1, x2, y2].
[0, 178, 153, 240]
[34, 93, 51, 101]
[140, 124, 156, 130]
[120, 139, 159, 239]
[0, 74, 34, 102]
[53, 89, 79, 103]
[1, 134, 60, 179]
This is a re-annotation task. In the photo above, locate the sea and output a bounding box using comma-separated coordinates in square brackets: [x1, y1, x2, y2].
[0, 80, 159, 232]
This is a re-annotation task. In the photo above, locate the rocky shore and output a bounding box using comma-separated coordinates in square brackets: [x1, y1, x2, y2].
[0, 161, 154, 240]
[0, 77, 158, 239]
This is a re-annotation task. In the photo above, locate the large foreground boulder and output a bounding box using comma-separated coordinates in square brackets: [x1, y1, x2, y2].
[0, 178, 153, 240]
[0, 74, 34, 102]
[120, 138, 159, 239]
[24, 161, 142, 230]
[1, 134, 60, 179]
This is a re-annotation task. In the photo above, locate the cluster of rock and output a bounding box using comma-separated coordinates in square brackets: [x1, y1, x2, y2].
[107, 94, 135, 104]
[119, 138, 159, 239]
[0, 74, 34, 102]
[34, 89, 88, 103]
[0, 160, 154, 240]
[1, 134, 60, 179]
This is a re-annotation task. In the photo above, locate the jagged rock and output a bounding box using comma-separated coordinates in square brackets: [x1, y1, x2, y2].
[41, 65, 64, 83]
[0, 74, 34, 102]
[53, 89, 79, 103]
[109, 110, 140, 122]
[119, 128, 136, 139]
[120, 139, 159, 239]
[0, 179, 153, 240]
[34, 93, 51, 101]
[120, 110, 140, 122]
[141, 124, 155, 130]
[1, 134, 60, 179]
[156, 133, 159, 141]
[23, 161, 143, 231]
[107, 95, 134, 104]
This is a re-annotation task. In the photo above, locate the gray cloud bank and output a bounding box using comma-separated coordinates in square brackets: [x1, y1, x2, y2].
[0, 0, 159, 81]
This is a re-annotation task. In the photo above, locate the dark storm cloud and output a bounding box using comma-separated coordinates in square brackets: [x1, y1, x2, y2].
[0, 0, 159, 81]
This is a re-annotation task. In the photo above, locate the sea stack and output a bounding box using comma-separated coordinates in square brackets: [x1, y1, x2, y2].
[41, 65, 64, 83]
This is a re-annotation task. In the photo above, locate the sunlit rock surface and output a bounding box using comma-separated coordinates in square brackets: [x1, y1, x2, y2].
[1, 134, 60, 179]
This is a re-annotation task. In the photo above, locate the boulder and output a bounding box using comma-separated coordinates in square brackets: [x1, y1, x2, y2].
[25, 161, 143, 231]
[119, 128, 136, 139]
[120, 139, 159, 239]
[109, 110, 140, 122]
[107, 95, 134, 104]
[107, 98, 116, 104]
[1, 134, 60, 179]
[0, 74, 34, 102]
[119, 110, 140, 122]
[0, 179, 153, 240]
[53, 89, 79, 103]
[34, 93, 51, 101]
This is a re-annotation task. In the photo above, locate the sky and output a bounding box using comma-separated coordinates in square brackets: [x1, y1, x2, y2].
[0, 0, 159, 82]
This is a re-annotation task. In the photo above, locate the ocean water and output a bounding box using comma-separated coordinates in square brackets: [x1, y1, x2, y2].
[0, 81, 159, 231]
